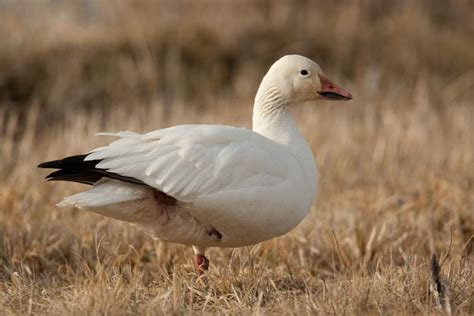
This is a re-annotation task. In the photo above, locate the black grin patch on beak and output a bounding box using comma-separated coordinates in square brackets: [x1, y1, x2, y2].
[320, 91, 351, 100]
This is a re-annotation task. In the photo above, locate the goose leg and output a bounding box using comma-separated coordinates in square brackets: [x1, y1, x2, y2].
[192, 246, 209, 275]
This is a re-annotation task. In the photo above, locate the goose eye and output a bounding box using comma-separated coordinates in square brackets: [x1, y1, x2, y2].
[300, 70, 309, 76]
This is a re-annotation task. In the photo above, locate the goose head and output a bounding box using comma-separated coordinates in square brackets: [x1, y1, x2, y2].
[258, 55, 352, 105]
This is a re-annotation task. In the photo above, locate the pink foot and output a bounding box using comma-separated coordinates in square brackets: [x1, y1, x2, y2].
[193, 254, 209, 275]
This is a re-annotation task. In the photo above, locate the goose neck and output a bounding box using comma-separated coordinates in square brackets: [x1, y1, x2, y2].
[253, 81, 287, 124]
[252, 81, 297, 143]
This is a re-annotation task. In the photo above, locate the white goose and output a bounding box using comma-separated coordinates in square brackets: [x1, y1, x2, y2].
[39, 55, 352, 274]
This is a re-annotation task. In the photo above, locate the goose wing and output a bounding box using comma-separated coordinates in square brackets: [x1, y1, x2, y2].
[85, 125, 287, 202]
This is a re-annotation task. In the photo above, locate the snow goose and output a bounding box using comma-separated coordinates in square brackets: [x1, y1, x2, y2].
[39, 55, 352, 274]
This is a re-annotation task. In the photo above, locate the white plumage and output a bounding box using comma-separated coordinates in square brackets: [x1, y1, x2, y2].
[40, 55, 352, 273]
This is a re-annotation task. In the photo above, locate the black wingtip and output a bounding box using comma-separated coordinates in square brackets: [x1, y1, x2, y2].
[38, 160, 62, 169]
[45, 169, 67, 179]
[38, 154, 146, 186]
[38, 155, 89, 169]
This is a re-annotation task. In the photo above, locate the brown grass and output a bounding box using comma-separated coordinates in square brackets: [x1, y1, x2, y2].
[0, 0, 473, 314]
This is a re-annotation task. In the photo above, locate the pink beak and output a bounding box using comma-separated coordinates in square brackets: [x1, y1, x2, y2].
[318, 74, 352, 101]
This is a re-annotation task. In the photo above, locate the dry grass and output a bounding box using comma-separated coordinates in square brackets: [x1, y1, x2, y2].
[0, 0, 473, 314]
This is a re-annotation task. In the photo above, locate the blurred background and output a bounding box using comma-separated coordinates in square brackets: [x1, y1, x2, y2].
[1, 0, 473, 121]
[0, 0, 473, 313]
